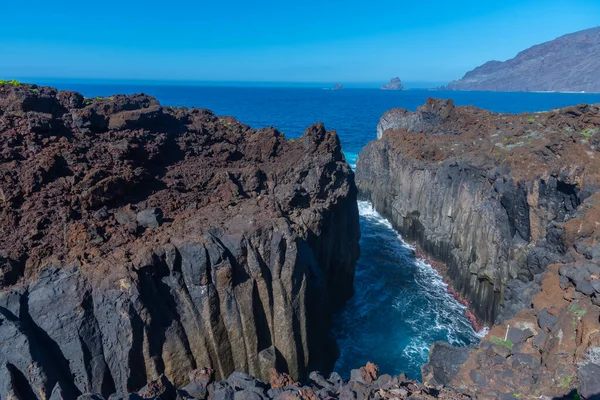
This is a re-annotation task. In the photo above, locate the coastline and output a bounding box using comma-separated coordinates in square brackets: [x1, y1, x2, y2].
[411, 244, 486, 334]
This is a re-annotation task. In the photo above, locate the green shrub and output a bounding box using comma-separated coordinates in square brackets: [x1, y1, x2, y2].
[559, 374, 572, 390]
[580, 129, 598, 138]
[0, 79, 22, 86]
[570, 304, 586, 319]
[489, 336, 513, 350]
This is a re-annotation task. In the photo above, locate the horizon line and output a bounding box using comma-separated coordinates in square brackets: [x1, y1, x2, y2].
[11, 77, 450, 88]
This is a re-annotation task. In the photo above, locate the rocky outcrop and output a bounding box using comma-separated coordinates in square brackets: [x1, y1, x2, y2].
[380, 78, 404, 91]
[451, 218, 600, 399]
[357, 98, 600, 325]
[61, 363, 472, 400]
[0, 83, 360, 398]
[421, 342, 474, 389]
[358, 98, 600, 398]
[447, 26, 600, 92]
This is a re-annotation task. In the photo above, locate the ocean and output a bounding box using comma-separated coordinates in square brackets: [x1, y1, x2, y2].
[35, 82, 600, 380]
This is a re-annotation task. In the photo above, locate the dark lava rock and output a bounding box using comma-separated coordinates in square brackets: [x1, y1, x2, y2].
[532, 330, 548, 349]
[510, 353, 539, 369]
[327, 372, 343, 392]
[421, 342, 474, 388]
[137, 375, 179, 399]
[234, 390, 265, 400]
[136, 207, 163, 228]
[307, 372, 332, 390]
[227, 372, 268, 392]
[0, 84, 360, 398]
[209, 382, 235, 400]
[180, 368, 214, 398]
[537, 308, 559, 331]
[357, 98, 600, 325]
[469, 370, 486, 385]
[506, 327, 529, 344]
[78, 394, 106, 400]
[578, 363, 600, 400]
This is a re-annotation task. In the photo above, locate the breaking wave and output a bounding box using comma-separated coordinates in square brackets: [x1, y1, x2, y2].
[331, 201, 481, 380]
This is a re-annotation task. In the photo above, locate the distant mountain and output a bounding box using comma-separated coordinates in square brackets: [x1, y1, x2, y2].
[447, 26, 600, 92]
[381, 77, 404, 90]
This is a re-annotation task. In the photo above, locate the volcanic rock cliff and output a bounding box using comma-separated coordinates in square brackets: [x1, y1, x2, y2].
[358, 99, 600, 324]
[447, 26, 600, 92]
[357, 99, 600, 397]
[0, 83, 360, 398]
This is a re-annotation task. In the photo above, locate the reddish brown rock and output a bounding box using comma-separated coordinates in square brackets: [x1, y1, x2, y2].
[359, 98, 600, 325]
[0, 83, 360, 398]
[359, 98, 600, 398]
[359, 362, 379, 383]
[269, 369, 299, 389]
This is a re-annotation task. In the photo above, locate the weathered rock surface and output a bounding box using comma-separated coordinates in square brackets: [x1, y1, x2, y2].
[67, 364, 473, 400]
[380, 78, 404, 91]
[421, 342, 474, 389]
[357, 98, 600, 325]
[358, 98, 600, 398]
[447, 26, 600, 92]
[0, 83, 360, 398]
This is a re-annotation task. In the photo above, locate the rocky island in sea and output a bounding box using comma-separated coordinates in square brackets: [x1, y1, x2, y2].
[447, 26, 600, 92]
[380, 78, 404, 91]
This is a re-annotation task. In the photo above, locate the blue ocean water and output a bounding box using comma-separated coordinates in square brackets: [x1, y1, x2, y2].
[37, 82, 600, 380]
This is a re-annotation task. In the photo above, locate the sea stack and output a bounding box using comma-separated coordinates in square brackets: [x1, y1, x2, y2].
[0, 83, 360, 398]
[381, 77, 404, 90]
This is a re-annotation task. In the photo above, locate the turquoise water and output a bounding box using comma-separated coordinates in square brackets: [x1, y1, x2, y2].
[33, 82, 600, 379]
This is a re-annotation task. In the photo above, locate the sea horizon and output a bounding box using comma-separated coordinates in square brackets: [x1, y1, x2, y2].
[12, 77, 450, 90]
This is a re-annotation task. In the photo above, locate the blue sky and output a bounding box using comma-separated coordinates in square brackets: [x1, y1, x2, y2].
[1, 0, 598, 84]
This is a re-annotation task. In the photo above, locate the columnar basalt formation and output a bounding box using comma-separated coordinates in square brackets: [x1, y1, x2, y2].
[357, 98, 600, 397]
[357, 98, 600, 325]
[0, 84, 360, 398]
[442, 193, 600, 398]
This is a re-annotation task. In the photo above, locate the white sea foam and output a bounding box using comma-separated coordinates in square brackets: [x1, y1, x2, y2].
[358, 200, 483, 360]
[344, 152, 359, 170]
[476, 327, 490, 338]
[335, 200, 483, 378]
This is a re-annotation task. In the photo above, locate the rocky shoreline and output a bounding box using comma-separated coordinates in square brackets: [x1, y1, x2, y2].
[66, 363, 473, 400]
[356, 98, 600, 398]
[411, 243, 485, 333]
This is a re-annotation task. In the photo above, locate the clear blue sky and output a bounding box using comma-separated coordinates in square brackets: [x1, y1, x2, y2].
[1, 0, 598, 84]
